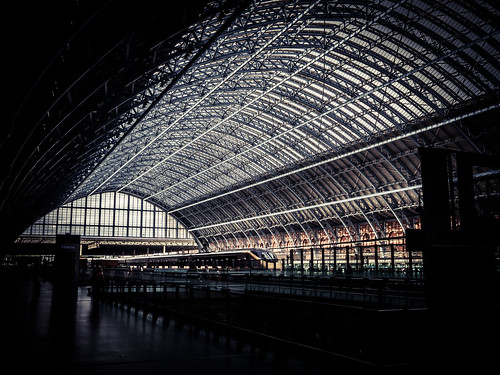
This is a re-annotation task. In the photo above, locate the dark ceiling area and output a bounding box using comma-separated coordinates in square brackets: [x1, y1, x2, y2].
[2, 0, 246, 245]
[2, 0, 500, 251]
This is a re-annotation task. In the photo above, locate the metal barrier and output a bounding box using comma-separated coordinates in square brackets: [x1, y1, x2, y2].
[101, 268, 427, 309]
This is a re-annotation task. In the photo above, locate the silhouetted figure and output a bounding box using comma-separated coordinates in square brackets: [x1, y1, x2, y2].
[88, 266, 105, 296]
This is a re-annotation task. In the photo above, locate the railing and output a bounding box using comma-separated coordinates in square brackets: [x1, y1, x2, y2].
[244, 273, 426, 309]
[100, 268, 427, 309]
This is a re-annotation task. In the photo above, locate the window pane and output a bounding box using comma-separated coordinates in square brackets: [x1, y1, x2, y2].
[86, 209, 99, 226]
[129, 227, 140, 237]
[45, 224, 56, 236]
[143, 212, 154, 227]
[167, 214, 176, 228]
[178, 228, 188, 238]
[72, 208, 85, 225]
[129, 211, 141, 227]
[32, 225, 43, 235]
[19, 192, 193, 242]
[101, 210, 113, 226]
[167, 228, 176, 238]
[72, 226, 85, 236]
[100, 226, 113, 236]
[115, 227, 127, 237]
[46, 211, 58, 225]
[57, 225, 70, 235]
[72, 197, 86, 208]
[129, 196, 141, 210]
[156, 211, 165, 228]
[86, 226, 99, 236]
[87, 194, 100, 208]
[101, 192, 114, 208]
[59, 208, 71, 224]
[116, 193, 128, 209]
[115, 210, 127, 226]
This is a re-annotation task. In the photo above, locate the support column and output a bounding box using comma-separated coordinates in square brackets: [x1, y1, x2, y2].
[309, 248, 314, 273]
[345, 246, 350, 273]
[408, 247, 413, 276]
[390, 244, 395, 273]
[419, 147, 498, 371]
[299, 249, 304, 273]
[321, 246, 325, 274]
[359, 245, 364, 271]
[55, 234, 81, 286]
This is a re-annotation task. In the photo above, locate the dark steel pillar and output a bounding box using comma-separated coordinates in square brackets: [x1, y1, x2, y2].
[359, 245, 364, 271]
[309, 248, 314, 273]
[408, 247, 413, 276]
[419, 147, 498, 371]
[299, 249, 304, 272]
[390, 244, 395, 273]
[321, 246, 325, 273]
[345, 246, 350, 273]
[55, 234, 81, 285]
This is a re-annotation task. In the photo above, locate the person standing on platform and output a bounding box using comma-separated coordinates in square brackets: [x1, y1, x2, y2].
[88, 266, 105, 296]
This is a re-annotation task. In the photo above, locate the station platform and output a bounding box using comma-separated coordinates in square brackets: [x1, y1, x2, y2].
[0, 272, 314, 375]
[1, 269, 497, 374]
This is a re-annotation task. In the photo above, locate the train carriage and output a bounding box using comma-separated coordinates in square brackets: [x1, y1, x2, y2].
[120, 248, 278, 270]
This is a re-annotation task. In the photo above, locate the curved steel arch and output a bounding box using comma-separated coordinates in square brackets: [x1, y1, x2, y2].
[6, 0, 500, 251]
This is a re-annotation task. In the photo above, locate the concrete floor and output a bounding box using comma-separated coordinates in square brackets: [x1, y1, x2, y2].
[0, 275, 313, 375]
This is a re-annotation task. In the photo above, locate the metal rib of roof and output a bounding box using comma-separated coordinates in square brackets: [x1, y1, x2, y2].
[21, 0, 500, 248]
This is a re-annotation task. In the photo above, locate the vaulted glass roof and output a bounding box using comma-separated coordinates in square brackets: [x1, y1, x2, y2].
[4, 0, 500, 249]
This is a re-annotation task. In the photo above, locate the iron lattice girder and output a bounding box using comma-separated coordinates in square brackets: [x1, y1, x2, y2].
[58, 0, 500, 244]
[173, 113, 485, 237]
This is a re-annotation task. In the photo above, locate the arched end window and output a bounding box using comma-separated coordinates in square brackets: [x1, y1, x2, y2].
[21, 192, 193, 240]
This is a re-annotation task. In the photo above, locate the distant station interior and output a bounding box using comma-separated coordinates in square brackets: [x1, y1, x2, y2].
[2, 1, 499, 374]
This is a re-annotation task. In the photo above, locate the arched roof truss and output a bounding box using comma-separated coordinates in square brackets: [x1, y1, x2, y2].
[34, 0, 500, 249]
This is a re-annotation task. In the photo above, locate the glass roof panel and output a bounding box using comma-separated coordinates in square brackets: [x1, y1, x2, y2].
[58, 0, 500, 245]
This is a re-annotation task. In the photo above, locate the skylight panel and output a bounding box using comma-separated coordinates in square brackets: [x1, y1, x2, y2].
[302, 136, 328, 155]
[335, 67, 362, 88]
[325, 125, 354, 146]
